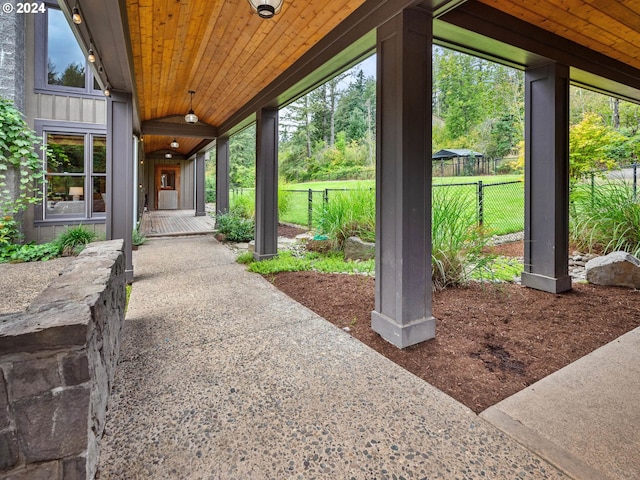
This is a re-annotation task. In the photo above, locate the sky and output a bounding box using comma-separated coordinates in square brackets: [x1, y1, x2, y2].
[47, 8, 84, 74]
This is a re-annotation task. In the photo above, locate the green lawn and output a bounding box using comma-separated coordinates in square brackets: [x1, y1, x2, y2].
[280, 176, 524, 235]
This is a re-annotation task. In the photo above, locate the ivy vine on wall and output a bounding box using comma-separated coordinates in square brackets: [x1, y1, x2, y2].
[0, 97, 44, 215]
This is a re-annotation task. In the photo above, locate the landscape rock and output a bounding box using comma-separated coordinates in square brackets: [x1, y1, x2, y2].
[585, 251, 640, 288]
[344, 237, 375, 261]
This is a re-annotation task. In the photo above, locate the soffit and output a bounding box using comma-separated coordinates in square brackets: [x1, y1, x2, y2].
[477, 0, 640, 72]
[127, 0, 367, 141]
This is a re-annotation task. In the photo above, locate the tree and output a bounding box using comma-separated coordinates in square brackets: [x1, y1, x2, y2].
[229, 126, 256, 188]
[569, 112, 625, 184]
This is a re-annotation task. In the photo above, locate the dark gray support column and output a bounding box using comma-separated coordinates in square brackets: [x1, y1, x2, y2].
[106, 92, 134, 283]
[254, 108, 279, 261]
[195, 151, 206, 216]
[216, 136, 230, 216]
[521, 62, 571, 294]
[371, 9, 435, 349]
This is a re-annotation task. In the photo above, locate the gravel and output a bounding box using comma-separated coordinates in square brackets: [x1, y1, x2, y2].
[0, 257, 74, 314]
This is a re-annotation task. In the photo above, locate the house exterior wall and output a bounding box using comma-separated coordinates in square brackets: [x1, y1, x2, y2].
[22, 14, 107, 243]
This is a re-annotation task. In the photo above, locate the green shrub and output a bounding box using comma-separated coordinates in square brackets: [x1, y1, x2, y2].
[278, 182, 292, 217]
[216, 211, 255, 242]
[0, 215, 22, 246]
[205, 175, 216, 202]
[230, 193, 255, 219]
[316, 187, 375, 248]
[132, 228, 146, 246]
[432, 187, 493, 290]
[570, 180, 640, 256]
[2, 242, 61, 263]
[55, 225, 97, 256]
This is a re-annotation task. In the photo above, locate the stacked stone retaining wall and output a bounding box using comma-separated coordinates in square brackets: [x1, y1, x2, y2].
[0, 240, 125, 479]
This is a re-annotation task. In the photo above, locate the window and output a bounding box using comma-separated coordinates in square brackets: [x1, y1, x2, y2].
[38, 122, 107, 221]
[35, 1, 101, 95]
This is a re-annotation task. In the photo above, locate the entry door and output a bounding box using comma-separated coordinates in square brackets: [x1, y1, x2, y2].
[155, 165, 181, 210]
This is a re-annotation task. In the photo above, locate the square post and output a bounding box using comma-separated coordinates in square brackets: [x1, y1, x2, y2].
[216, 136, 230, 216]
[106, 92, 134, 283]
[195, 151, 206, 216]
[371, 8, 436, 348]
[254, 108, 279, 261]
[521, 62, 572, 293]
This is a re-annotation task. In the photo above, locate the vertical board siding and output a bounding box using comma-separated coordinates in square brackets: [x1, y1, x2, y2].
[35, 93, 107, 124]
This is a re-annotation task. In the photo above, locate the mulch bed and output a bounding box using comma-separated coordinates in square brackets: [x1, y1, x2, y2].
[267, 248, 640, 413]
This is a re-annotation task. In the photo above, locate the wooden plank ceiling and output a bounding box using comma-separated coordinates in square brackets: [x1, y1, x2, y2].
[127, 0, 366, 155]
[478, 0, 640, 71]
[130, 0, 640, 155]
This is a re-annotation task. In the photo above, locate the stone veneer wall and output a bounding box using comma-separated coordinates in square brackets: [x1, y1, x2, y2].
[0, 240, 126, 480]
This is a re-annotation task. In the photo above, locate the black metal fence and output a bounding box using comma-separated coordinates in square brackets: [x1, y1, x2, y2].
[283, 180, 524, 234]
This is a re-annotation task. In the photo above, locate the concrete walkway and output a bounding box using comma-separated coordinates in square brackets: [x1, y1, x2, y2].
[97, 235, 636, 479]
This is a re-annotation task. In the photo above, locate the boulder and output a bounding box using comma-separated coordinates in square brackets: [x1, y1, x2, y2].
[344, 237, 375, 261]
[585, 251, 640, 288]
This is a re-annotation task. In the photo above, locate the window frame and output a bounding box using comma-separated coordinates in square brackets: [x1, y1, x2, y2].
[35, 120, 108, 224]
[34, 0, 103, 97]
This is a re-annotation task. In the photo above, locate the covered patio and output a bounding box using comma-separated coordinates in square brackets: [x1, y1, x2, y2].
[58, 0, 640, 345]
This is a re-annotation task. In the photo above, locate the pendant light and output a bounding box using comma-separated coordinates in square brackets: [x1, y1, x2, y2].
[184, 90, 198, 124]
[248, 0, 283, 19]
[170, 139, 179, 149]
[72, 5, 82, 24]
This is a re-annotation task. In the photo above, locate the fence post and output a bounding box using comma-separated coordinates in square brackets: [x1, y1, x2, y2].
[591, 173, 595, 208]
[307, 189, 313, 230]
[634, 162, 638, 201]
[324, 189, 329, 205]
[477, 181, 484, 226]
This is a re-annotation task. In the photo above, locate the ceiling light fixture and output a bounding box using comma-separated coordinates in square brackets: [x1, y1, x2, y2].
[184, 90, 198, 124]
[72, 5, 82, 24]
[165, 152, 173, 159]
[87, 47, 96, 63]
[248, 0, 283, 18]
[170, 139, 179, 149]
[103, 84, 111, 97]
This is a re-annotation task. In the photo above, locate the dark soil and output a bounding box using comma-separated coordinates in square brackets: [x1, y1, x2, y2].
[266, 242, 640, 413]
[278, 223, 307, 239]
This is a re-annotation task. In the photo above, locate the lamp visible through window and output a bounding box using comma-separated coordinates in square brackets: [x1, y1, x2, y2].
[69, 186, 84, 201]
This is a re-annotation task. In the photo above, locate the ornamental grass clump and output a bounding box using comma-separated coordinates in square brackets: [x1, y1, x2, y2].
[55, 225, 97, 256]
[316, 187, 375, 249]
[431, 187, 493, 290]
[570, 180, 640, 257]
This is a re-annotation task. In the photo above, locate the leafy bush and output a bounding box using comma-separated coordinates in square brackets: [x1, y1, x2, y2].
[316, 187, 375, 248]
[432, 187, 493, 290]
[216, 211, 255, 242]
[0, 215, 22, 246]
[570, 180, 640, 256]
[205, 175, 216, 203]
[55, 225, 97, 256]
[132, 228, 146, 246]
[1, 242, 61, 263]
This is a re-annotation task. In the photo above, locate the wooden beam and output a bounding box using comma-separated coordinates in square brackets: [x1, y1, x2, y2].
[141, 120, 217, 139]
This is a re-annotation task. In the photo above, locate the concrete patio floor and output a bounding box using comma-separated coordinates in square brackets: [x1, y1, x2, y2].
[97, 235, 638, 479]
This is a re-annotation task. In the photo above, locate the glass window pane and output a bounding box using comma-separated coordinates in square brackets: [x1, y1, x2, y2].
[92, 176, 107, 214]
[45, 176, 85, 216]
[93, 136, 106, 173]
[47, 8, 85, 88]
[47, 133, 84, 173]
